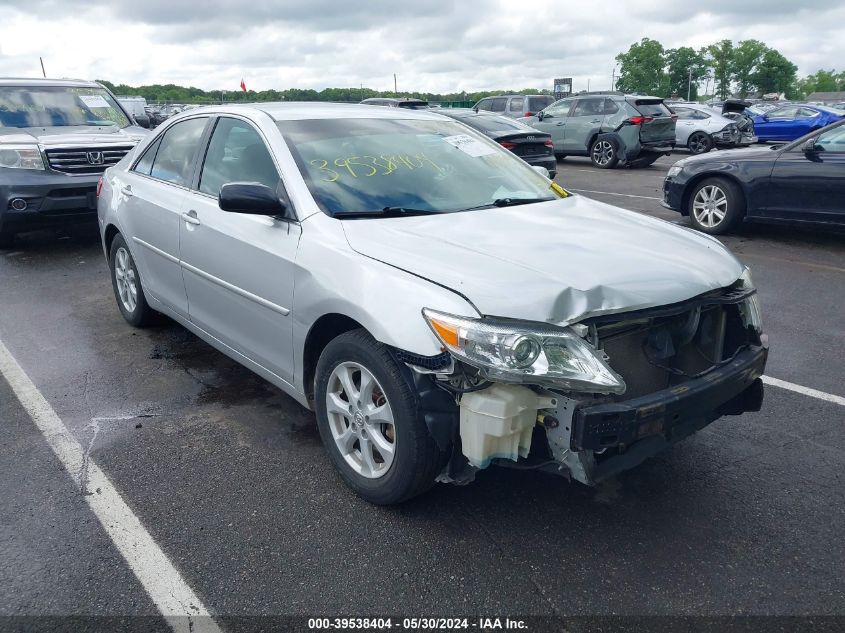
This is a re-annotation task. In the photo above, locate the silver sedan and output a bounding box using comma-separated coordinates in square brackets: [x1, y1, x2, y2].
[98, 103, 767, 504]
[671, 102, 756, 153]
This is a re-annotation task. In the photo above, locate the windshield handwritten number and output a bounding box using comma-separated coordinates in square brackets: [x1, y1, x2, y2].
[309, 159, 340, 182]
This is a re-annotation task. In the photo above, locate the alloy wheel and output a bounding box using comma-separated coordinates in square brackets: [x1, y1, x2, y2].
[692, 185, 728, 228]
[114, 247, 138, 313]
[688, 133, 710, 154]
[592, 140, 614, 166]
[325, 361, 396, 479]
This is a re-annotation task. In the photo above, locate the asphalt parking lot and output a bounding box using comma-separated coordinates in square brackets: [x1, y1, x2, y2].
[1, 149, 844, 629]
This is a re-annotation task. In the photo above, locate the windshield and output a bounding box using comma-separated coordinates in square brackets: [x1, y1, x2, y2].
[277, 118, 556, 217]
[0, 85, 131, 128]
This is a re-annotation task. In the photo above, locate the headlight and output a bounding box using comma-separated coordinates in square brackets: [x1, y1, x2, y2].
[0, 146, 45, 170]
[667, 164, 683, 178]
[422, 309, 626, 394]
[738, 268, 763, 333]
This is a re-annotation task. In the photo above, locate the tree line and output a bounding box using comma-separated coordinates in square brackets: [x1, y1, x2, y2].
[96, 80, 552, 105]
[615, 38, 844, 101]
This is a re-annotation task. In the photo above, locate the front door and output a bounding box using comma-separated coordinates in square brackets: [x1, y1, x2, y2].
[764, 124, 845, 223]
[178, 116, 301, 384]
[530, 99, 573, 152]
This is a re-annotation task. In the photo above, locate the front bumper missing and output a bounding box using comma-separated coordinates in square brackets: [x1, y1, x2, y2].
[569, 341, 767, 484]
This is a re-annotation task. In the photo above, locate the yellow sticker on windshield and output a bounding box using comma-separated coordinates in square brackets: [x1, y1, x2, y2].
[550, 181, 570, 198]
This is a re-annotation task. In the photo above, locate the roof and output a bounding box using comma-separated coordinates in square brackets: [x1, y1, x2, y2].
[805, 92, 845, 101]
[0, 77, 101, 88]
[170, 102, 449, 122]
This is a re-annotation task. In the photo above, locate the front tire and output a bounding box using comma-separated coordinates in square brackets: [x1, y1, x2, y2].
[590, 138, 619, 169]
[109, 233, 157, 327]
[315, 329, 444, 504]
[687, 132, 713, 154]
[688, 177, 745, 235]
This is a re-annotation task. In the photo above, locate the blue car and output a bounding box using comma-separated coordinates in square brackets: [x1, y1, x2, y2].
[753, 104, 843, 142]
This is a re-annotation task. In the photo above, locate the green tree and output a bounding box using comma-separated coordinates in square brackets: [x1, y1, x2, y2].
[732, 39, 767, 98]
[615, 38, 667, 95]
[706, 39, 734, 99]
[665, 46, 707, 100]
[752, 49, 797, 96]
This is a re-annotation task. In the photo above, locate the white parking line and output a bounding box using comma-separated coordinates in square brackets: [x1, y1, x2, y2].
[0, 339, 222, 633]
[569, 188, 663, 201]
[763, 375, 845, 406]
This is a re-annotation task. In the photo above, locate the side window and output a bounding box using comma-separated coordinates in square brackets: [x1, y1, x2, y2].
[815, 125, 845, 153]
[490, 98, 508, 112]
[199, 117, 279, 197]
[571, 99, 602, 117]
[150, 117, 208, 187]
[673, 107, 693, 120]
[798, 108, 820, 118]
[508, 97, 524, 112]
[693, 109, 711, 120]
[476, 99, 493, 112]
[545, 99, 572, 117]
[132, 137, 162, 175]
[768, 106, 799, 119]
[602, 98, 619, 115]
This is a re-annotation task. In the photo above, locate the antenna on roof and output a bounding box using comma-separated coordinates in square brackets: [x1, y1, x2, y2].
[39, 57, 46, 78]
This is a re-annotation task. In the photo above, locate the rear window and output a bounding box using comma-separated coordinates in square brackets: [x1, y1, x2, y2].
[528, 96, 554, 111]
[632, 100, 672, 117]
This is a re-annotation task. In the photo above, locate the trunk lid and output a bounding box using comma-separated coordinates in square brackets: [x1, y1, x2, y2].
[630, 99, 676, 143]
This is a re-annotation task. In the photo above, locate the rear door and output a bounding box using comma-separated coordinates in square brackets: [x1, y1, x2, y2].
[756, 106, 801, 141]
[506, 96, 524, 118]
[563, 97, 606, 153]
[118, 116, 210, 318]
[764, 124, 845, 223]
[179, 115, 302, 384]
[630, 99, 676, 145]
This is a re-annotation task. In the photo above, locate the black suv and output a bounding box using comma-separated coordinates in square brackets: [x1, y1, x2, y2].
[0, 78, 147, 246]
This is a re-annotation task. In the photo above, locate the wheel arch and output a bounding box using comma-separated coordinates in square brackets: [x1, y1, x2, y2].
[104, 223, 121, 258]
[302, 313, 368, 404]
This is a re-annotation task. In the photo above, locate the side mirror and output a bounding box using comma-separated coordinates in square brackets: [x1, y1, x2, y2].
[219, 182, 289, 217]
[537, 111, 545, 121]
[801, 138, 820, 154]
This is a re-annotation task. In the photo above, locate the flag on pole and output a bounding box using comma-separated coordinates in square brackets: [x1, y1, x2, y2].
[240, 78, 247, 92]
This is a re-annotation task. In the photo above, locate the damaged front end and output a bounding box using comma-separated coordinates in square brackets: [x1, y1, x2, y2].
[401, 270, 768, 487]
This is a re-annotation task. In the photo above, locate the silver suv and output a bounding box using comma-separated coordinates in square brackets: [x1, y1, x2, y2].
[523, 92, 676, 168]
[473, 95, 555, 119]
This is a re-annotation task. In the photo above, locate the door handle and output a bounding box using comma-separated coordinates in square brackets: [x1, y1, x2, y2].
[556, 122, 565, 126]
[120, 185, 133, 197]
[590, 119, 602, 123]
[181, 211, 201, 226]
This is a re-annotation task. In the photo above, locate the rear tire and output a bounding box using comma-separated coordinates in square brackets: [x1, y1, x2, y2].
[687, 177, 745, 235]
[555, 154, 566, 161]
[590, 138, 619, 169]
[687, 132, 713, 154]
[109, 233, 157, 327]
[315, 329, 444, 505]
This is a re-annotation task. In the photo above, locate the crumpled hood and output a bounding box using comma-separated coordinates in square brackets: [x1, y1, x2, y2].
[0, 126, 147, 146]
[342, 195, 744, 324]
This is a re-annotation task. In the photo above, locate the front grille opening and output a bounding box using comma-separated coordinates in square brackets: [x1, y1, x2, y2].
[45, 146, 133, 174]
[593, 299, 752, 400]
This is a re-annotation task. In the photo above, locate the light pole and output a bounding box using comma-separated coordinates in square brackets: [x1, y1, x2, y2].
[687, 66, 693, 101]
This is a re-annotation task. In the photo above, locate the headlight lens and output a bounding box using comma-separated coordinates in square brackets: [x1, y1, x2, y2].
[422, 309, 626, 394]
[738, 268, 763, 333]
[0, 146, 45, 170]
[667, 164, 683, 178]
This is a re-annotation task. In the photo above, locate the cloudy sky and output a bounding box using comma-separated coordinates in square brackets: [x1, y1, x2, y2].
[1, 0, 843, 94]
